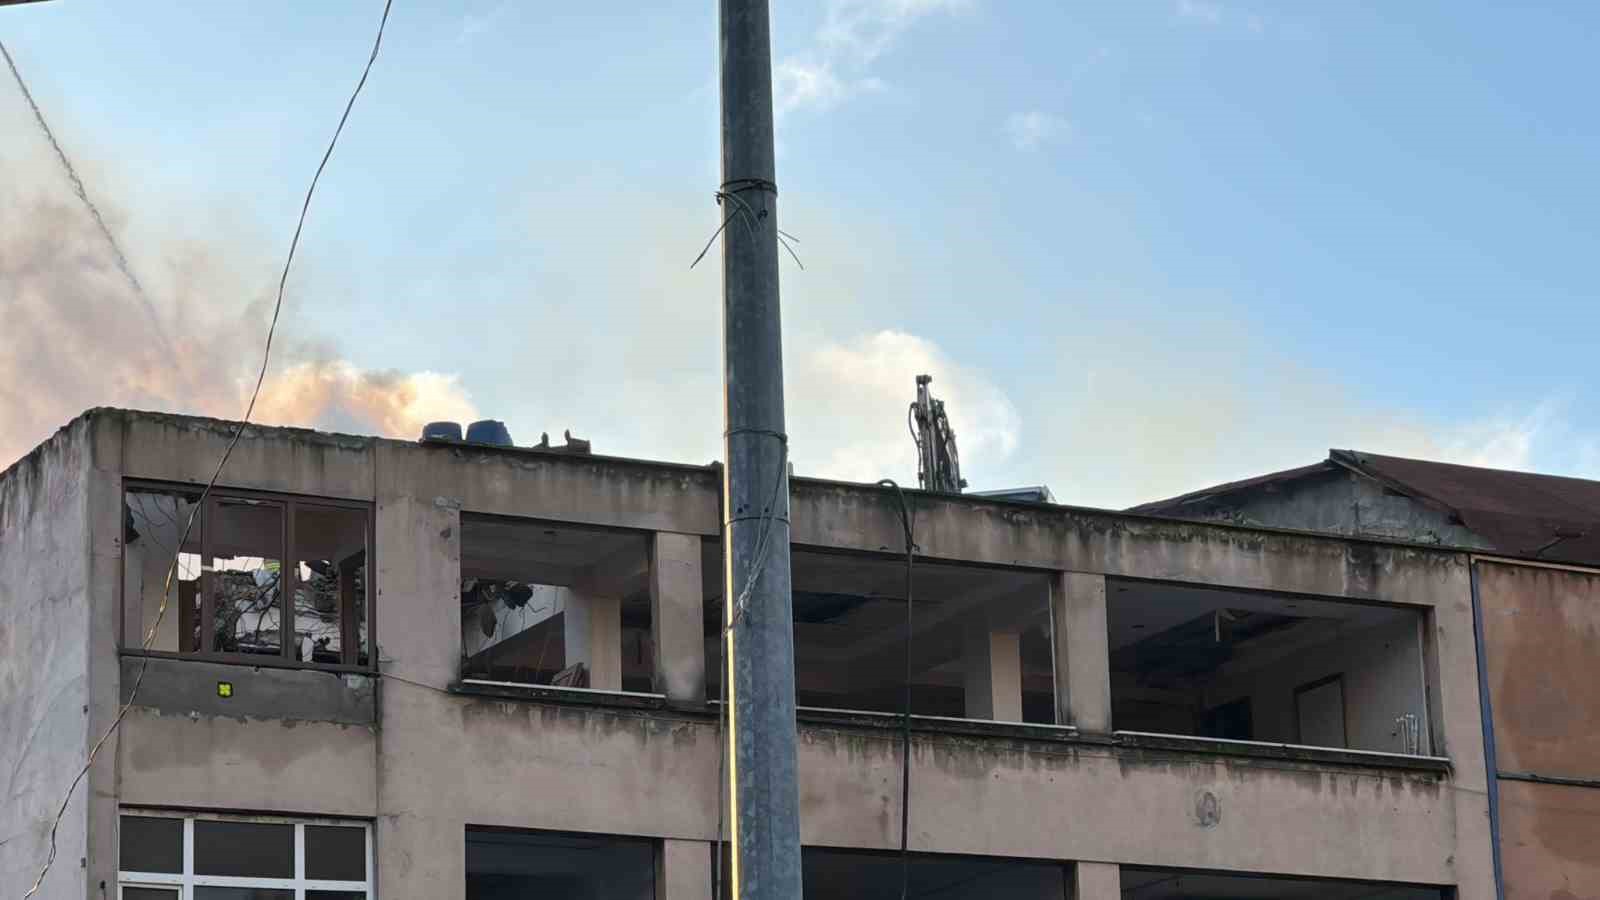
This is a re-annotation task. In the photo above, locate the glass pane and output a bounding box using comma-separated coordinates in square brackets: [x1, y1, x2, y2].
[292, 506, 368, 665]
[121, 888, 180, 900]
[211, 498, 284, 657]
[193, 820, 293, 878]
[307, 893, 366, 900]
[305, 825, 366, 881]
[119, 815, 182, 873]
[194, 889, 294, 900]
[123, 489, 204, 653]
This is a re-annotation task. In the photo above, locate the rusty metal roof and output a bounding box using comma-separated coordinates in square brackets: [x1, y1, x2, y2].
[1133, 450, 1600, 565]
[1330, 449, 1600, 565]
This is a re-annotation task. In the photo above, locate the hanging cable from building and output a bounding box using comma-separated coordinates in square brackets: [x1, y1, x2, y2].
[876, 478, 916, 900]
[19, 3, 394, 896]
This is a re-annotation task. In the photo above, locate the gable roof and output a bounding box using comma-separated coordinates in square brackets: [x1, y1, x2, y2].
[1330, 449, 1600, 564]
[1133, 450, 1600, 565]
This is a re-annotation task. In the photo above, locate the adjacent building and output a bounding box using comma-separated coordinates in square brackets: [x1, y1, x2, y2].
[1138, 449, 1600, 900]
[2, 411, 1515, 898]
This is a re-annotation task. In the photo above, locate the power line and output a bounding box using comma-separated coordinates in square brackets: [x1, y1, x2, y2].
[19, 2, 395, 896]
[0, 38, 182, 373]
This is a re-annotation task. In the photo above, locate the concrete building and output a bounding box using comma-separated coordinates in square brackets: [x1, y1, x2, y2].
[1138, 450, 1600, 900]
[2, 410, 1509, 899]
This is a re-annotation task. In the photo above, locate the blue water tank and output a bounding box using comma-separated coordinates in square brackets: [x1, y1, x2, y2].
[421, 421, 463, 441]
[466, 419, 513, 446]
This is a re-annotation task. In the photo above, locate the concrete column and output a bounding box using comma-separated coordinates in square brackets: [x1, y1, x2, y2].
[1052, 572, 1111, 732]
[1070, 861, 1120, 900]
[963, 628, 1022, 721]
[566, 591, 622, 690]
[656, 838, 712, 900]
[651, 532, 706, 702]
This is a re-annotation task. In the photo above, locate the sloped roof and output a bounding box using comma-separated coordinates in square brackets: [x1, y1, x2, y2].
[1133, 450, 1600, 565]
[1330, 449, 1600, 564]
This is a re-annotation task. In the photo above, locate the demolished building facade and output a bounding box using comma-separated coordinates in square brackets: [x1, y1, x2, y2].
[0, 409, 1518, 899]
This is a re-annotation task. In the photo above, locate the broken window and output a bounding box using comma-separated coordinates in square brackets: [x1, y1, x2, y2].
[1121, 866, 1447, 899]
[459, 515, 653, 692]
[466, 828, 654, 900]
[123, 488, 205, 653]
[117, 812, 371, 898]
[292, 505, 369, 665]
[121, 484, 372, 669]
[1107, 578, 1432, 754]
[210, 497, 284, 658]
[704, 546, 1057, 723]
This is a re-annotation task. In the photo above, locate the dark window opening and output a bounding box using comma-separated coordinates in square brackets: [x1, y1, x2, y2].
[1108, 579, 1431, 754]
[465, 828, 654, 900]
[1122, 865, 1448, 899]
[704, 544, 1056, 724]
[718, 847, 1066, 900]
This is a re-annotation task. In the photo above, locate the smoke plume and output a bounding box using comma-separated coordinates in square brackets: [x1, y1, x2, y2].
[0, 147, 477, 470]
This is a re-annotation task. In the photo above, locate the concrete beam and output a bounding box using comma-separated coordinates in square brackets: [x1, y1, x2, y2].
[656, 839, 712, 900]
[1053, 572, 1111, 732]
[963, 629, 1022, 722]
[651, 532, 707, 702]
[566, 591, 622, 691]
[1071, 862, 1120, 900]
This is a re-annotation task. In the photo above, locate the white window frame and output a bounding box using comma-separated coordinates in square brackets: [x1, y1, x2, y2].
[117, 811, 374, 900]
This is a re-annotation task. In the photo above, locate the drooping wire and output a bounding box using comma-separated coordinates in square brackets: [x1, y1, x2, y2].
[18, 3, 394, 896]
[876, 479, 917, 900]
[689, 189, 803, 271]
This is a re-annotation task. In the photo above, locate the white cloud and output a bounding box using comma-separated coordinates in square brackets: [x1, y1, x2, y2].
[776, 0, 970, 117]
[1006, 111, 1068, 151]
[1176, 0, 1224, 25]
[790, 330, 1019, 484]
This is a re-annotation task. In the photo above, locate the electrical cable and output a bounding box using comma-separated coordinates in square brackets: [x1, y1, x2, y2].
[18, 3, 394, 896]
[876, 479, 916, 900]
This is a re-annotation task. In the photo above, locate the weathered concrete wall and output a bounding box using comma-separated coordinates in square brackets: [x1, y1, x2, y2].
[1149, 469, 1488, 549]
[1476, 560, 1600, 780]
[0, 420, 92, 899]
[1475, 559, 1600, 900]
[1497, 778, 1600, 900]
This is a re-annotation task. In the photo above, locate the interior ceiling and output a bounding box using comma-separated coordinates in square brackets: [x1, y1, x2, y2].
[1119, 868, 1441, 900]
[1106, 579, 1410, 652]
[460, 515, 645, 585]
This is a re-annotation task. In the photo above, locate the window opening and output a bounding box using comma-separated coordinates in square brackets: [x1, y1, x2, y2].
[121, 484, 373, 670]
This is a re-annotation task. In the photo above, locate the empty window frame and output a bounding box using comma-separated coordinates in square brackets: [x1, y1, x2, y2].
[465, 828, 654, 900]
[117, 811, 372, 899]
[123, 484, 372, 668]
[703, 545, 1057, 723]
[1107, 578, 1432, 754]
[459, 515, 654, 692]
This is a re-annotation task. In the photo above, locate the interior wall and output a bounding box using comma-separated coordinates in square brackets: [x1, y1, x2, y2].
[1205, 614, 1429, 753]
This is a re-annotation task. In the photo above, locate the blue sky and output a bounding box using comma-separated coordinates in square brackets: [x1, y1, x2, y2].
[3, 1, 1598, 506]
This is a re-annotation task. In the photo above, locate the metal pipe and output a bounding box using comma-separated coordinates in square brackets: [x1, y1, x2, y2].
[1468, 560, 1506, 900]
[718, 1, 803, 898]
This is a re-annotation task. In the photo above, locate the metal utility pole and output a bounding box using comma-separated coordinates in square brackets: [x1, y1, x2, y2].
[718, 1, 802, 899]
